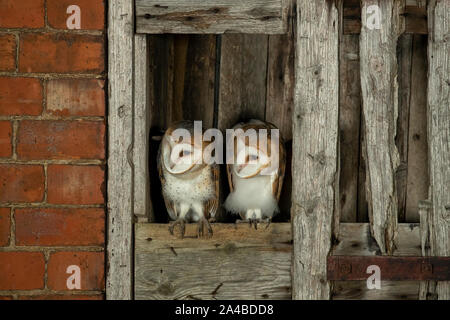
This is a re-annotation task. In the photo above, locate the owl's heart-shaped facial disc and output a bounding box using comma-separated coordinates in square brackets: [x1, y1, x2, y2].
[234, 146, 270, 178]
[164, 142, 202, 175]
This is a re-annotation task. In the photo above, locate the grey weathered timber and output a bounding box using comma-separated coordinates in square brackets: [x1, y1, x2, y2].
[418, 200, 437, 299]
[107, 0, 134, 299]
[332, 281, 420, 300]
[134, 34, 152, 222]
[331, 223, 421, 256]
[136, 0, 288, 34]
[135, 223, 292, 300]
[427, 0, 450, 300]
[292, 1, 339, 300]
[360, 0, 401, 254]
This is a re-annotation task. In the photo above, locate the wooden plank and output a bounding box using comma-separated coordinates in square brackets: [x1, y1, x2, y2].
[292, 1, 339, 300]
[182, 35, 216, 128]
[343, 4, 427, 35]
[134, 34, 153, 222]
[338, 27, 362, 221]
[107, 0, 134, 299]
[136, 0, 288, 34]
[328, 256, 450, 281]
[405, 34, 429, 222]
[360, 0, 401, 254]
[265, 3, 295, 142]
[135, 223, 292, 300]
[217, 34, 268, 130]
[332, 281, 420, 300]
[396, 34, 413, 223]
[332, 223, 421, 256]
[427, 0, 450, 300]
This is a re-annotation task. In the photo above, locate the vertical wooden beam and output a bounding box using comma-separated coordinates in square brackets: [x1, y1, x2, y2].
[217, 34, 268, 131]
[405, 34, 429, 222]
[427, 0, 450, 300]
[134, 34, 153, 222]
[107, 0, 134, 299]
[292, 0, 339, 300]
[360, 0, 401, 254]
[338, 0, 362, 222]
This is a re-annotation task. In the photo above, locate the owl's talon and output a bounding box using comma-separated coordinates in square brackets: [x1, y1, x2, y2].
[169, 219, 185, 238]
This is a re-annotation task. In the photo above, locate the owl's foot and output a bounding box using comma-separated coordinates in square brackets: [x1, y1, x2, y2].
[197, 218, 213, 238]
[169, 218, 186, 239]
[235, 218, 271, 230]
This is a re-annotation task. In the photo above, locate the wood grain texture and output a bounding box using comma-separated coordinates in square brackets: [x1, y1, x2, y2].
[360, 0, 401, 254]
[107, 0, 134, 299]
[343, 2, 428, 35]
[134, 34, 152, 222]
[135, 223, 292, 300]
[291, 1, 339, 300]
[332, 223, 421, 256]
[339, 30, 362, 222]
[217, 34, 268, 131]
[332, 281, 420, 300]
[427, 0, 450, 300]
[396, 34, 413, 223]
[405, 34, 429, 222]
[182, 35, 216, 128]
[136, 0, 288, 34]
[265, 18, 295, 141]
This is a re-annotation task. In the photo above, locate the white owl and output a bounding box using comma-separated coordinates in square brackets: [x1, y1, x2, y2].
[224, 120, 286, 228]
[157, 121, 219, 238]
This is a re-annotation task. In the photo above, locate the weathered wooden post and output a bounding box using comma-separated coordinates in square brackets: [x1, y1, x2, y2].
[291, 0, 339, 300]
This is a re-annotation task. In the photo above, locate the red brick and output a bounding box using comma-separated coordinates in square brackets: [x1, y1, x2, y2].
[0, 208, 10, 246]
[15, 208, 104, 246]
[47, 251, 104, 291]
[0, 296, 13, 300]
[19, 294, 103, 300]
[46, 79, 105, 116]
[19, 33, 104, 73]
[47, 165, 105, 204]
[0, 77, 43, 116]
[17, 121, 105, 160]
[0, 252, 45, 290]
[0, 165, 44, 203]
[0, 34, 16, 71]
[0, 0, 44, 28]
[47, 0, 105, 30]
[0, 121, 12, 157]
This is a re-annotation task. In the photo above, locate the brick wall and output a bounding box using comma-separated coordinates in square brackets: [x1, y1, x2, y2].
[0, 0, 106, 300]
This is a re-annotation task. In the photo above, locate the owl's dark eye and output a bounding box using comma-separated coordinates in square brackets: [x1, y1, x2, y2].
[179, 150, 191, 157]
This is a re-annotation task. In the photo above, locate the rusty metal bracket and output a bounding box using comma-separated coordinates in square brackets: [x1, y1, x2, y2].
[327, 256, 450, 281]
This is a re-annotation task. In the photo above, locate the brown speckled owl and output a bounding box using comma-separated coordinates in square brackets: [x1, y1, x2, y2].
[224, 119, 286, 228]
[157, 121, 219, 238]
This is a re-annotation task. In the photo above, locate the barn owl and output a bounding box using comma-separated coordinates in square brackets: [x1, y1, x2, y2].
[224, 120, 286, 228]
[157, 121, 219, 238]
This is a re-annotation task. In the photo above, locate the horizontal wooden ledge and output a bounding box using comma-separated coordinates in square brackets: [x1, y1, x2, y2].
[328, 256, 450, 281]
[135, 0, 289, 34]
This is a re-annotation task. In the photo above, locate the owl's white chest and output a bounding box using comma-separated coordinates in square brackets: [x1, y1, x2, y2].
[224, 173, 279, 218]
[162, 165, 214, 204]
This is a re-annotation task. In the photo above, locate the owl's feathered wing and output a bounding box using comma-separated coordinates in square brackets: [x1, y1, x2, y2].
[157, 139, 177, 220]
[204, 164, 219, 219]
